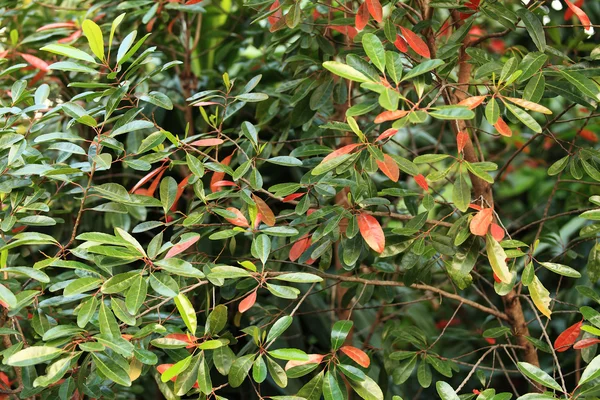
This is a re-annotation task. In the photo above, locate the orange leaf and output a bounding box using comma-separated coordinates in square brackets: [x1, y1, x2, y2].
[20, 53, 49, 72]
[170, 175, 191, 212]
[456, 131, 469, 154]
[565, 0, 591, 30]
[394, 34, 408, 53]
[252, 194, 276, 226]
[470, 208, 493, 236]
[579, 129, 598, 143]
[357, 212, 385, 253]
[190, 138, 224, 146]
[565, 0, 583, 20]
[130, 165, 168, 194]
[165, 235, 200, 259]
[374, 110, 409, 124]
[414, 174, 428, 191]
[57, 30, 82, 44]
[156, 364, 176, 381]
[185, 0, 203, 4]
[376, 154, 399, 182]
[165, 333, 198, 348]
[121, 334, 133, 341]
[322, 143, 362, 163]
[355, 2, 369, 31]
[211, 180, 237, 188]
[400, 27, 430, 59]
[282, 192, 305, 203]
[329, 25, 358, 40]
[225, 207, 249, 228]
[239, 291, 257, 313]
[376, 128, 399, 142]
[289, 234, 311, 262]
[458, 96, 486, 110]
[365, 0, 382, 23]
[36, 22, 77, 31]
[493, 272, 502, 283]
[554, 320, 583, 352]
[268, 0, 283, 26]
[494, 117, 512, 137]
[490, 223, 505, 242]
[285, 354, 324, 371]
[574, 338, 600, 349]
[340, 346, 370, 368]
[210, 154, 233, 192]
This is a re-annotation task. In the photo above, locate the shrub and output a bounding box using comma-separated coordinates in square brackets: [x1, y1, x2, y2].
[0, 0, 600, 399]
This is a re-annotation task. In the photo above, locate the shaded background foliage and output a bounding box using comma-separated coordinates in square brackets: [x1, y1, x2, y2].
[0, 0, 600, 399]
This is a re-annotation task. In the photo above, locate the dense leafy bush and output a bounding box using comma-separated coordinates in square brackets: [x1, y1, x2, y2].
[1, 0, 600, 399]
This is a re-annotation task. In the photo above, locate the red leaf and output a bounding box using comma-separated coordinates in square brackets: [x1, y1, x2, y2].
[554, 320, 583, 352]
[322, 143, 362, 163]
[574, 338, 600, 349]
[211, 180, 237, 188]
[252, 194, 276, 226]
[283, 192, 305, 203]
[466, 0, 480, 10]
[355, 2, 369, 31]
[285, 354, 324, 371]
[394, 34, 408, 53]
[210, 154, 233, 192]
[365, 0, 382, 23]
[36, 22, 77, 31]
[456, 131, 469, 153]
[289, 235, 311, 262]
[493, 272, 502, 283]
[376, 154, 399, 182]
[185, 0, 203, 4]
[357, 212, 385, 253]
[329, 25, 358, 40]
[20, 53, 49, 72]
[165, 235, 200, 259]
[470, 208, 493, 236]
[490, 223, 505, 242]
[239, 291, 257, 313]
[57, 30, 82, 44]
[438, 20, 452, 38]
[376, 128, 399, 142]
[458, 96, 486, 110]
[268, 0, 283, 26]
[414, 174, 428, 191]
[190, 138, 224, 146]
[165, 333, 198, 348]
[400, 27, 431, 59]
[374, 110, 409, 124]
[565, 0, 591, 30]
[340, 346, 370, 368]
[579, 129, 598, 143]
[170, 175, 191, 212]
[130, 166, 167, 194]
[156, 364, 176, 381]
[565, 0, 584, 20]
[494, 118, 512, 137]
[225, 207, 249, 228]
[468, 203, 483, 211]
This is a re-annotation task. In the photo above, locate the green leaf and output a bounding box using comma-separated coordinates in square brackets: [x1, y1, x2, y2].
[273, 273, 323, 283]
[402, 59, 445, 81]
[517, 362, 563, 391]
[161, 355, 192, 383]
[331, 320, 353, 350]
[348, 374, 384, 400]
[268, 348, 309, 361]
[41, 44, 96, 63]
[452, 173, 470, 212]
[323, 61, 371, 83]
[267, 316, 293, 343]
[517, 9, 546, 52]
[92, 353, 131, 386]
[548, 156, 569, 176]
[504, 101, 542, 133]
[579, 354, 600, 386]
[125, 276, 147, 314]
[174, 293, 197, 334]
[485, 98, 500, 125]
[428, 106, 474, 120]
[197, 353, 212, 394]
[362, 33, 385, 73]
[0, 283, 17, 309]
[323, 371, 343, 400]
[251, 234, 271, 265]
[82, 20, 104, 61]
[435, 381, 459, 400]
[538, 262, 581, 278]
[559, 70, 600, 101]
[155, 258, 204, 278]
[229, 354, 255, 388]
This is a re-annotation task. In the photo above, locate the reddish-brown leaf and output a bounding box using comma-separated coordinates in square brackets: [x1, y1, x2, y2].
[374, 110, 409, 124]
[357, 212, 385, 253]
[170, 175, 191, 212]
[252, 194, 276, 226]
[394, 34, 408, 53]
[130, 165, 167, 194]
[565, 0, 591, 30]
[490, 223, 505, 242]
[225, 207, 249, 228]
[579, 129, 598, 143]
[156, 364, 176, 381]
[574, 338, 600, 349]
[321, 143, 362, 163]
[492, 272, 502, 283]
[239, 291, 257, 313]
[458, 96, 486, 110]
[268, 0, 283, 26]
[554, 320, 583, 352]
[355, 2, 369, 31]
[211, 180, 237, 188]
[456, 131, 469, 153]
[470, 208, 493, 236]
[376, 128, 399, 142]
[400, 27, 431, 59]
[494, 117, 512, 137]
[36, 22, 77, 32]
[282, 192, 305, 203]
[285, 354, 325, 371]
[289, 234, 311, 262]
[20, 53, 49, 72]
[414, 174, 428, 191]
[165, 333, 198, 348]
[57, 30, 82, 44]
[365, 0, 382, 23]
[210, 154, 233, 192]
[165, 235, 200, 259]
[185, 0, 203, 4]
[340, 346, 370, 368]
[190, 138, 224, 146]
[376, 154, 399, 182]
[329, 25, 358, 40]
